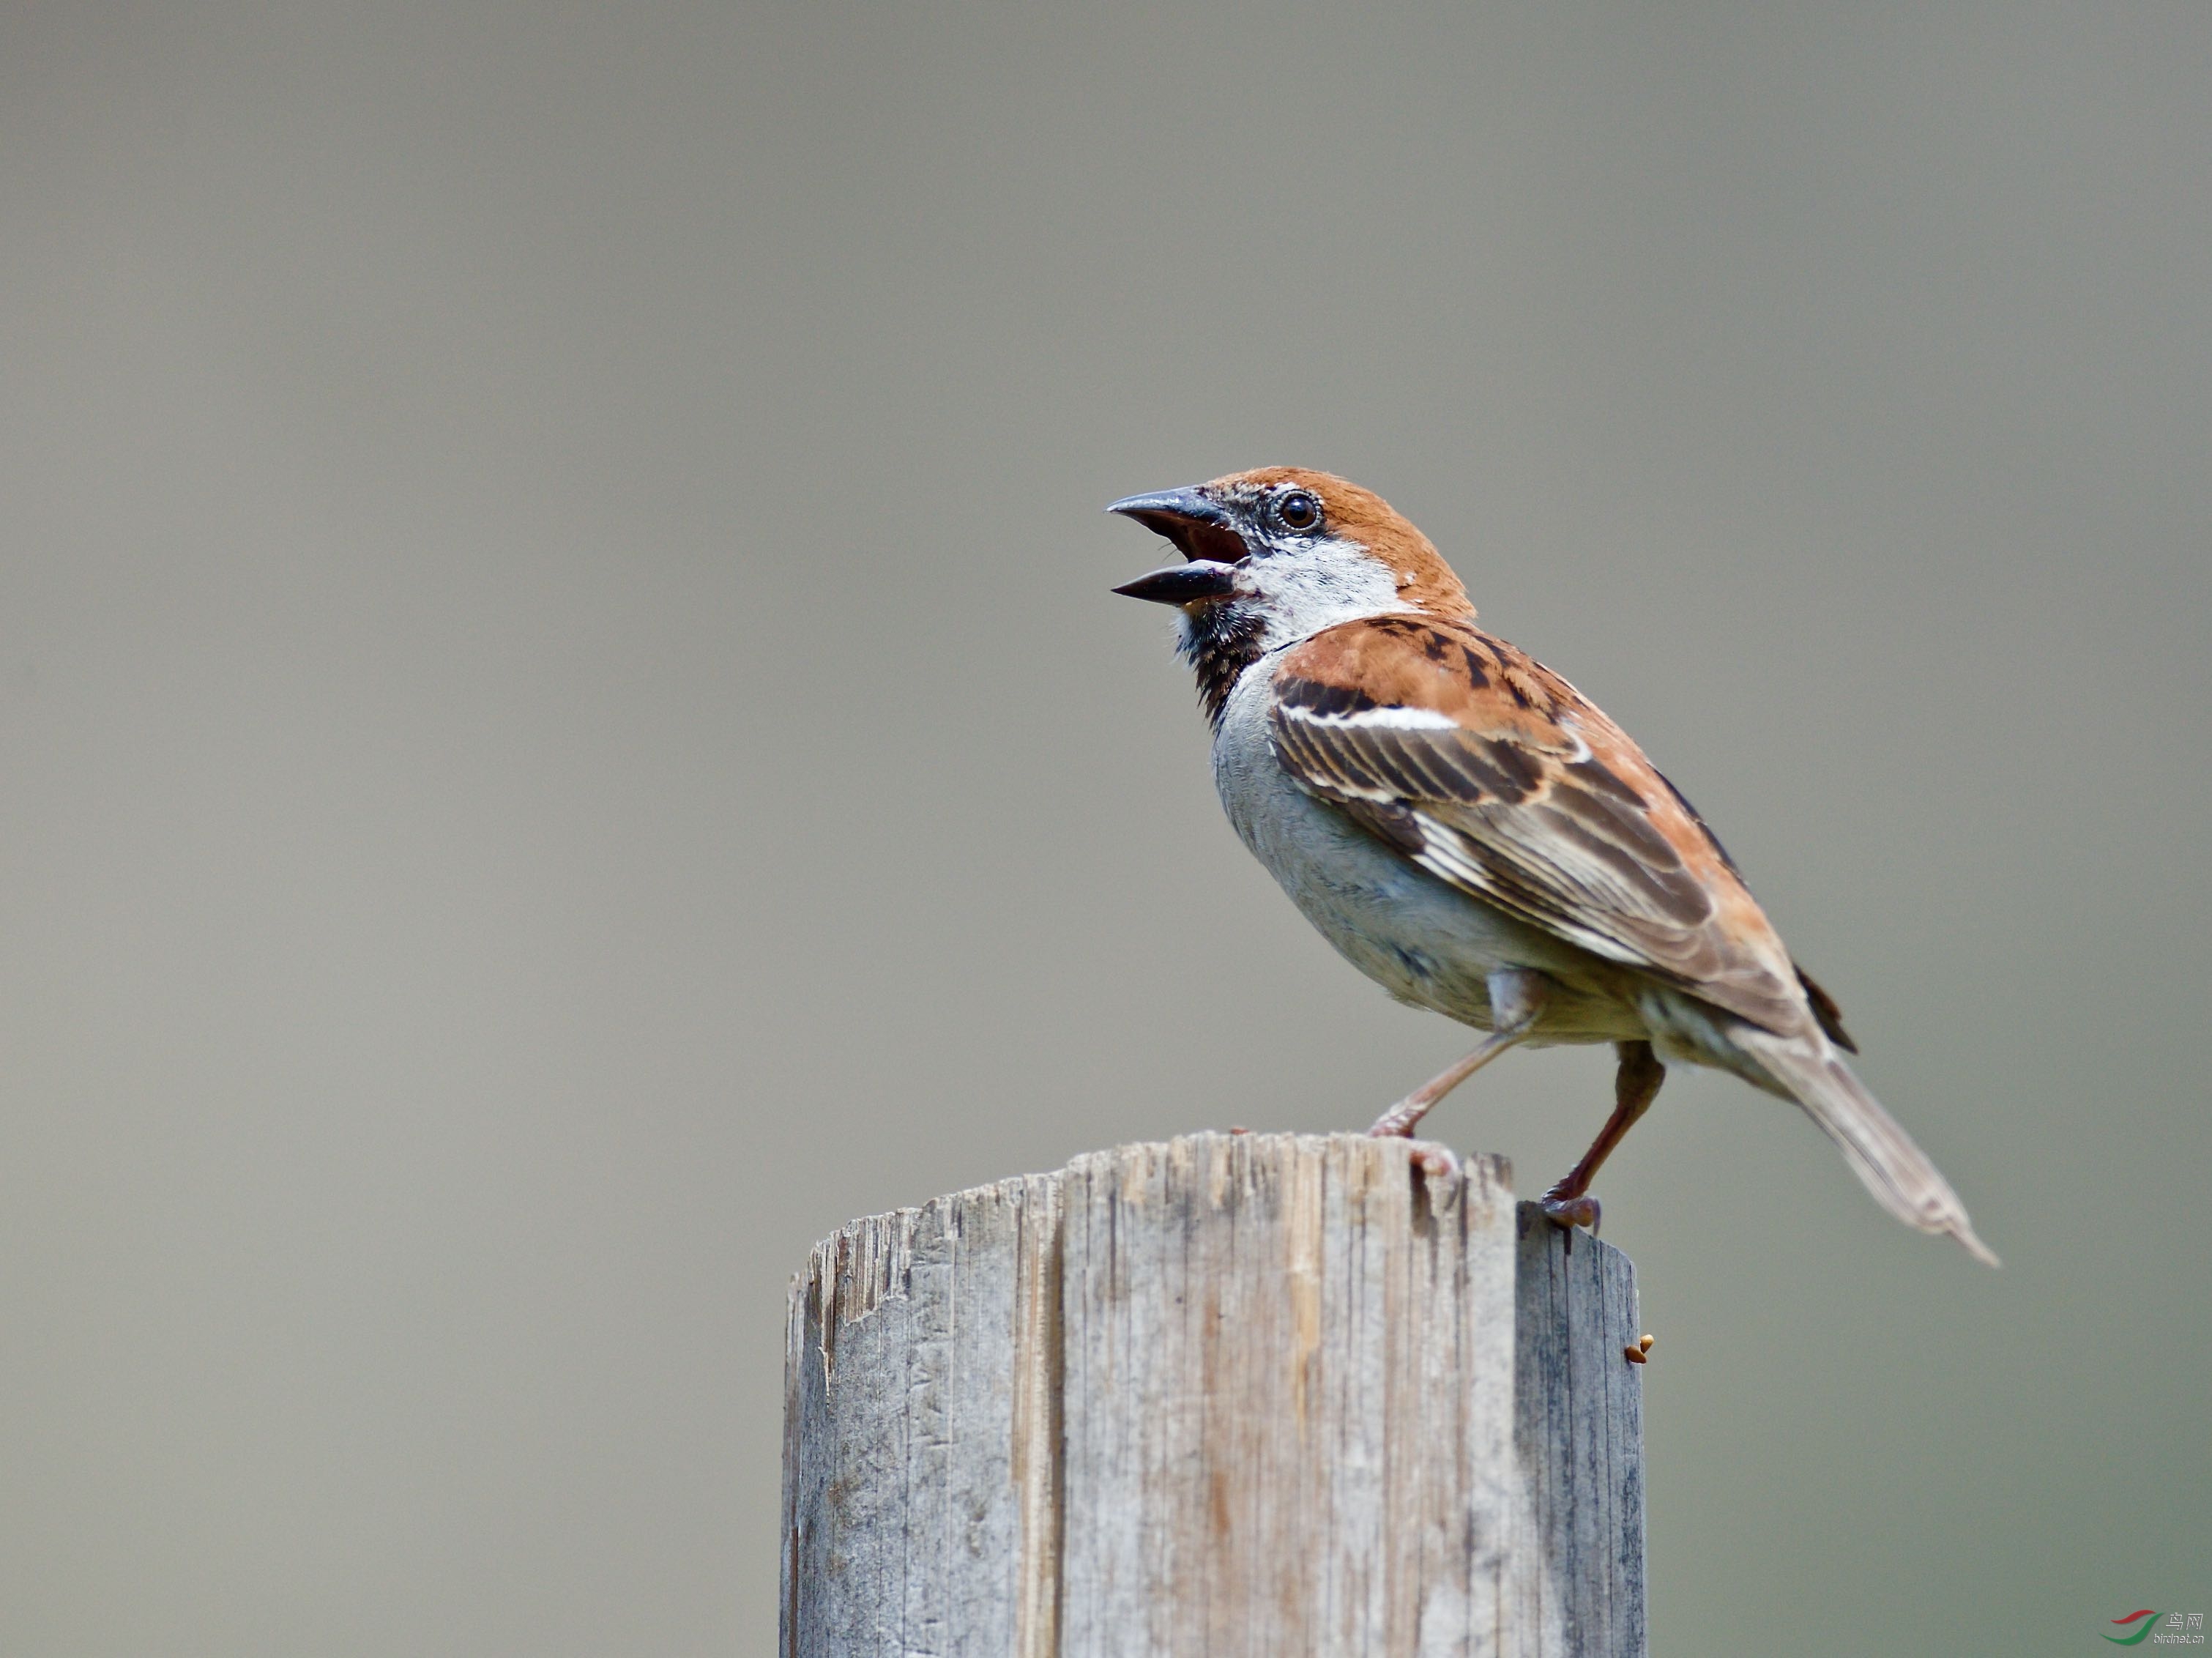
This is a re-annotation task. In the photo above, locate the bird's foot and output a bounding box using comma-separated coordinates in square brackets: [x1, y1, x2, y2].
[1405, 1139, 1461, 1183]
[1538, 1186, 1601, 1237]
[1401, 1139, 1462, 1208]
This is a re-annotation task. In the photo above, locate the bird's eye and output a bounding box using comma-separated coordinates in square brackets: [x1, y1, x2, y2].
[1276, 490, 1321, 532]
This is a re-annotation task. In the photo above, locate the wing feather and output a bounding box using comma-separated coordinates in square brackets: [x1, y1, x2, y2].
[1270, 617, 1815, 1036]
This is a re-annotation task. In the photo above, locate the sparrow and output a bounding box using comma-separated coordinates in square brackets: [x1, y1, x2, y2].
[1109, 466, 1995, 1264]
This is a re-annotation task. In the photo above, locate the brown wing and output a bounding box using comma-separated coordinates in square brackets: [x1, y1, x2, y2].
[1268, 614, 1816, 1037]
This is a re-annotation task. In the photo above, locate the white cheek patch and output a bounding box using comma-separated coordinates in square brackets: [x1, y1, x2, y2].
[1245, 537, 1411, 645]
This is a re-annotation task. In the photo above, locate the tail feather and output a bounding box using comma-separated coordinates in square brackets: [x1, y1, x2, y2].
[1737, 1032, 1999, 1266]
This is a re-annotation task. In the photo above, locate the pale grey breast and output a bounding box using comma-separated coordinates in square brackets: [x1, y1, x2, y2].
[1210, 663, 1636, 1043]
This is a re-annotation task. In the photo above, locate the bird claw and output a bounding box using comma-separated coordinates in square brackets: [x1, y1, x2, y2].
[1410, 1140, 1460, 1181]
[1404, 1140, 1463, 1205]
[1540, 1189, 1601, 1237]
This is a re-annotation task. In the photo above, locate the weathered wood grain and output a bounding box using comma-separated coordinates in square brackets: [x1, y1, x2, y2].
[781, 1172, 1064, 1658]
[781, 1134, 1644, 1657]
[1513, 1202, 1647, 1658]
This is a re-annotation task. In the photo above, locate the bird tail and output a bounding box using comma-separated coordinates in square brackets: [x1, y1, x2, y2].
[1735, 1031, 1999, 1266]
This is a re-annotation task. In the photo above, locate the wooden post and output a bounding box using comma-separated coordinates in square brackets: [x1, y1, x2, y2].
[782, 1133, 1645, 1657]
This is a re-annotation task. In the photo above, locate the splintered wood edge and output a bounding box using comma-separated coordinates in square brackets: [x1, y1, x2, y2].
[789, 1133, 1519, 1320]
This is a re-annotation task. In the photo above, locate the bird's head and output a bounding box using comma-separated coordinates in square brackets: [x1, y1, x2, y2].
[1108, 468, 1473, 663]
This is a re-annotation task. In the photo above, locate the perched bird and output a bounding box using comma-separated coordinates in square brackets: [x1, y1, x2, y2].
[1110, 466, 1995, 1264]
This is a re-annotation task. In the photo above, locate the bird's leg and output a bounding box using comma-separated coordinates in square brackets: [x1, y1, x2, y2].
[1368, 969, 1550, 1140]
[1366, 1036, 1519, 1140]
[1540, 1039, 1667, 1235]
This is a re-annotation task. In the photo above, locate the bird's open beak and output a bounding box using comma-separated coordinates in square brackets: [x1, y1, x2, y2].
[1107, 486, 1249, 605]
[1111, 562, 1244, 605]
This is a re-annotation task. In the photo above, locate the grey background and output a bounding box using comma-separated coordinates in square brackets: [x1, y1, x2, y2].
[4, 2, 2207, 1653]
